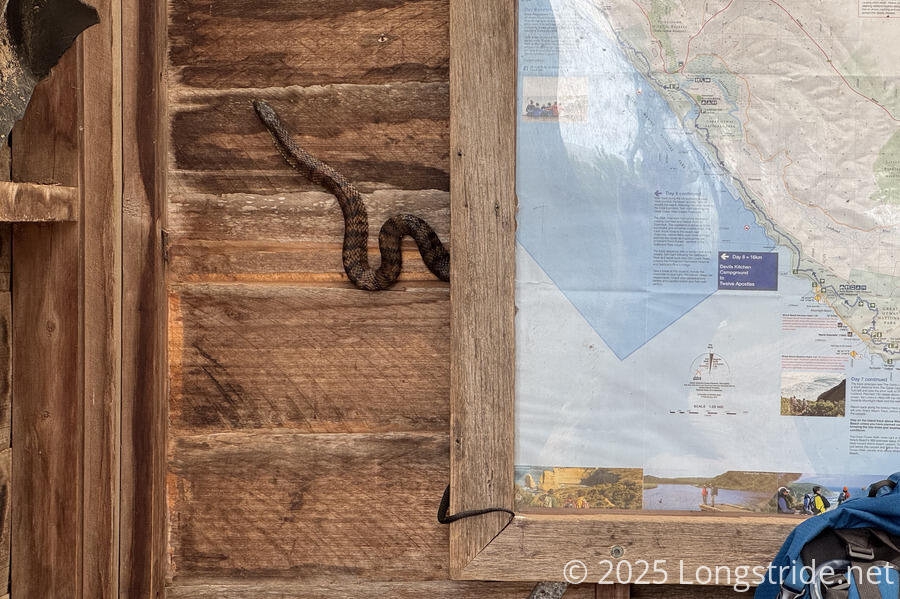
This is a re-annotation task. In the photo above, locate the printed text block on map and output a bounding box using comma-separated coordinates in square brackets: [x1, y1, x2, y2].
[860, 0, 900, 17]
[718, 252, 778, 291]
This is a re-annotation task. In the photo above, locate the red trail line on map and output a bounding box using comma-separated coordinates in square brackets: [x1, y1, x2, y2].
[630, 0, 900, 122]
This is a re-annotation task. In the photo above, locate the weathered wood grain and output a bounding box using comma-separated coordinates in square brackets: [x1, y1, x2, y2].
[169, 284, 449, 433]
[168, 432, 451, 581]
[169, 0, 448, 89]
[0, 296, 8, 451]
[632, 586, 747, 598]
[0, 227, 8, 295]
[462, 513, 794, 582]
[169, 83, 449, 195]
[11, 47, 82, 599]
[0, 145, 10, 292]
[170, 190, 448, 243]
[448, 0, 517, 578]
[168, 189, 449, 282]
[0, 182, 78, 221]
[81, 0, 124, 595]
[0, 88, 9, 599]
[598, 585, 629, 599]
[0, 294, 7, 596]
[10, 61, 80, 186]
[165, 578, 748, 597]
[120, 0, 169, 594]
[166, 580, 597, 598]
[12, 220, 81, 597]
[0, 448, 9, 594]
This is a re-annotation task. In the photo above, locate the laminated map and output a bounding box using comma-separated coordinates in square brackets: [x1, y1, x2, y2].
[514, 0, 900, 512]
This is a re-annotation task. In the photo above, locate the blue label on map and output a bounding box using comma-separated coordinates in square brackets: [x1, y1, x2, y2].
[717, 252, 778, 291]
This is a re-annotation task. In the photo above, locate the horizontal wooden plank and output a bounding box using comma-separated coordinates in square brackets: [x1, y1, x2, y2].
[169, 0, 448, 89]
[169, 83, 449, 195]
[169, 190, 449, 243]
[169, 285, 449, 434]
[166, 580, 597, 598]
[168, 189, 449, 282]
[0, 182, 78, 221]
[164, 579, 749, 597]
[168, 432, 451, 582]
[632, 586, 746, 598]
[461, 513, 795, 583]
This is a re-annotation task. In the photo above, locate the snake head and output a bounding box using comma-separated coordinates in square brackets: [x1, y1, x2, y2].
[252, 99, 279, 125]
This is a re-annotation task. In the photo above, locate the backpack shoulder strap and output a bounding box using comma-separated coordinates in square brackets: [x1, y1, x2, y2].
[834, 528, 900, 599]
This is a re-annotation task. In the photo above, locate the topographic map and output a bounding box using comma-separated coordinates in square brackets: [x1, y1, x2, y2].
[514, 0, 900, 509]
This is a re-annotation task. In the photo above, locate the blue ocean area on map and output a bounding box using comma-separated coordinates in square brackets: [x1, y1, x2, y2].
[516, 0, 775, 359]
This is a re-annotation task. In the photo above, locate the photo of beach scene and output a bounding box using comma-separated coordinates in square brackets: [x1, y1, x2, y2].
[641, 471, 886, 513]
[780, 371, 846, 417]
[515, 466, 643, 510]
[515, 467, 887, 513]
[521, 76, 589, 122]
[643, 471, 798, 512]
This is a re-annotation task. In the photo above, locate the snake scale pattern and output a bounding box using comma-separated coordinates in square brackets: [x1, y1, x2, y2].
[253, 100, 451, 291]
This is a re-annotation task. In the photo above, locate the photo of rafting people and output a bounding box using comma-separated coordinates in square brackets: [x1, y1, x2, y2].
[521, 76, 588, 122]
[514, 466, 643, 510]
[780, 371, 846, 417]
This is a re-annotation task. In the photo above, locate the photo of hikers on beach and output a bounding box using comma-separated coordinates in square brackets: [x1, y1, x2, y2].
[641, 471, 881, 514]
[770, 474, 881, 515]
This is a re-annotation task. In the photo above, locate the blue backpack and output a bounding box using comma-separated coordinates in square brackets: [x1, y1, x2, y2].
[756, 473, 900, 599]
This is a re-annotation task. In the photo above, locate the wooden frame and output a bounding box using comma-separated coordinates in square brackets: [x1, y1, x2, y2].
[448, 0, 800, 584]
[8, 0, 167, 595]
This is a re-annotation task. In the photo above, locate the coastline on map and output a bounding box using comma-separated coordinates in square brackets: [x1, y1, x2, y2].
[597, 0, 900, 363]
[514, 466, 643, 509]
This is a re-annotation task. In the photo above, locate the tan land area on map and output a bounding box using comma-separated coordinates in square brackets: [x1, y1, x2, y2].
[601, 0, 900, 359]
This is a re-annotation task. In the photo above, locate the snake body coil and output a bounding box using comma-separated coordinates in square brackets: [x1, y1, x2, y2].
[253, 100, 450, 291]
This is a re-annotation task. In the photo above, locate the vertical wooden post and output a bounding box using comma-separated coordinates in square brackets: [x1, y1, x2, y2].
[11, 47, 83, 599]
[449, 0, 519, 576]
[0, 145, 11, 595]
[10, 0, 126, 595]
[80, 0, 123, 595]
[120, 0, 168, 594]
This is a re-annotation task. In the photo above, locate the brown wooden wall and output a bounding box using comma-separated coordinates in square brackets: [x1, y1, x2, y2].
[164, 1, 743, 597]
